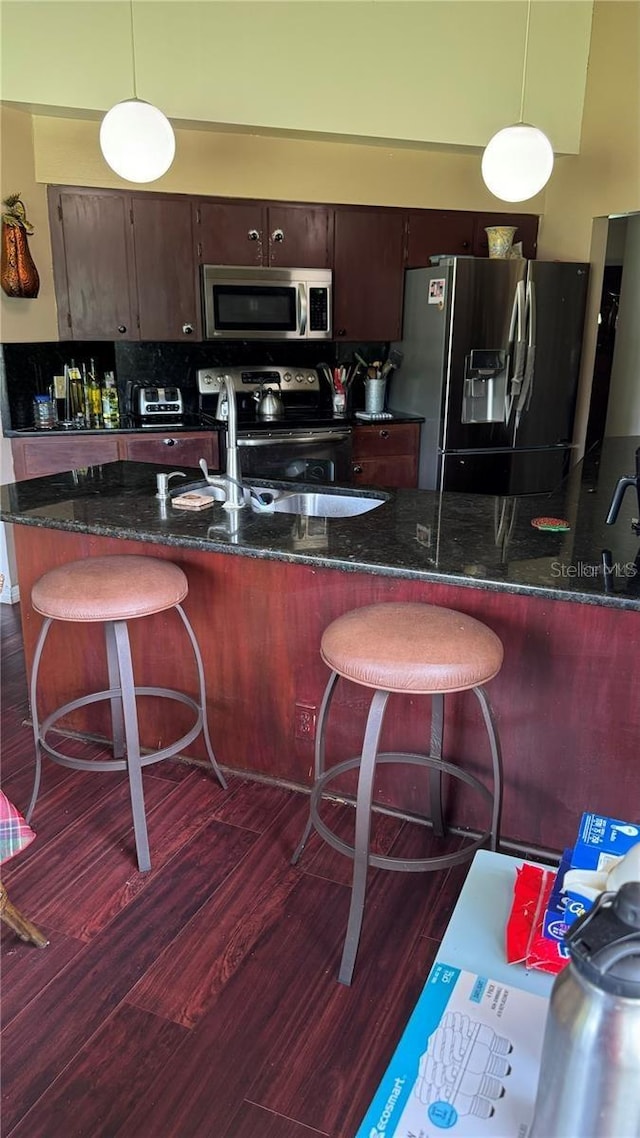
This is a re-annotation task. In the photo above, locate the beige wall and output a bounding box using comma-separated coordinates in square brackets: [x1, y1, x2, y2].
[1, 1, 592, 153]
[0, 105, 57, 342]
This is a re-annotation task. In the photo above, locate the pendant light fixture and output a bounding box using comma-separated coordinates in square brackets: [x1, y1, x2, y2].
[481, 0, 554, 202]
[100, 0, 175, 183]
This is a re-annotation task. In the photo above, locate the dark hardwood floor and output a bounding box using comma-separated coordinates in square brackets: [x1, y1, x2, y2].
[1, 601, 469, 1138]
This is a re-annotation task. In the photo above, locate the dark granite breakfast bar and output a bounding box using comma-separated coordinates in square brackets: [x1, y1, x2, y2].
[2, 437, 639, 857]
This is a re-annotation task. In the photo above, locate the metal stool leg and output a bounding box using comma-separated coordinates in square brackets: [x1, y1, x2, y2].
[26, 616, 53, 823]
[113, 619, 151, 873]
[428, 692, 445, 838]
[473, 685, 504, 851]
[175, 603, 227, 790]
[291, 670, 339, 866]
[339, 688, 390, 986]
[104, 622, 125, 759]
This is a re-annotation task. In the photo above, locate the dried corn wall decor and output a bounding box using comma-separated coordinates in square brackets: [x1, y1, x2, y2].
[1, 194, 40, 299]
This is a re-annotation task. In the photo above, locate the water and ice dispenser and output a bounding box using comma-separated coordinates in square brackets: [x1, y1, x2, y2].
[461, 349, 509, 424]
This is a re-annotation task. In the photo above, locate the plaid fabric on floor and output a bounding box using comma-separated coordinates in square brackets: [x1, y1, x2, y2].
[0, 791, 36, 864]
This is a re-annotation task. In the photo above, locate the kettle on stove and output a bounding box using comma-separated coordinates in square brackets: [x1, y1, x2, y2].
[530, 881, 640, 1138]
[254, 385, 284, 419]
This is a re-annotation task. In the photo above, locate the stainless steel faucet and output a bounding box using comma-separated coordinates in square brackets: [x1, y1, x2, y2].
[199, 374, 245, 511]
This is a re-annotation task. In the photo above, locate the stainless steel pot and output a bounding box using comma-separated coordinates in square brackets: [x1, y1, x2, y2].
[530, 882, 640, 1138]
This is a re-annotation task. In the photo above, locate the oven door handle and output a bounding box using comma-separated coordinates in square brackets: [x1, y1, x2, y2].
[238, 430, 351, 446]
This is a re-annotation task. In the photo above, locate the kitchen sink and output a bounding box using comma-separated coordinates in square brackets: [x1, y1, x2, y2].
[260, 489, 386, 517]
[173, 479, 388, 517]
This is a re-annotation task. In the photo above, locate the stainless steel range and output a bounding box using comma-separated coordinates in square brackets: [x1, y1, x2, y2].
[197, 366, 352, 484]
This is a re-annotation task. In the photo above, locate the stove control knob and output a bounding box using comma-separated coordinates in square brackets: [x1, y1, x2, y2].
[295, 373, 304, 383]
[283, 372, 293, 384]
[307, 374, 315, 384]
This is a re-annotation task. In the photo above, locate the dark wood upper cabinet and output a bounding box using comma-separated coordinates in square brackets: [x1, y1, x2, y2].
[195, 200, 332, 269]
[473, 212, 539, 259]
[333, 207, 406, 341]
[406, 208, 539, 267]
[132, 196, 199, 341]
[266, 204, 333, 268]
[406, 210, 475, 267]
[195, 200, 267, 266]
[48, 187, 137, 341]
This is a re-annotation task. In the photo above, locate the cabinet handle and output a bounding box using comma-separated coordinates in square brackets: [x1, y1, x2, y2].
[117, 325, 127, 334]
[336, 328, 346, 337]
[247, 229, 260, 241]
[163, 438, 177, 446]
[462, 240, 470, 250]
[182, 323, 193, 335]
[379, 429, 390, 439]
[271, 229, 284, 243]
[353, 464, 363, 474]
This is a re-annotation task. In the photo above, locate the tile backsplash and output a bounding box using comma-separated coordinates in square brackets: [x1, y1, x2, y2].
[1, 338, 386, 430]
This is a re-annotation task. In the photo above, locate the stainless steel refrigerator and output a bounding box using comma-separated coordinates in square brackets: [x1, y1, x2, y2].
[389, 258, 589, 494]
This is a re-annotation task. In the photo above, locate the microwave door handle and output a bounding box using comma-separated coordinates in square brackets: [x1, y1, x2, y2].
[298, 283, 308, 336]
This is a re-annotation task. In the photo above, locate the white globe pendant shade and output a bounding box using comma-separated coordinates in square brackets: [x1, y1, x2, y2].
[481, 124, 554, 203]
[100, 99, 175, 183]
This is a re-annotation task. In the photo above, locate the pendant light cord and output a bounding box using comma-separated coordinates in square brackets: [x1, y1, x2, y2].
[518, 0, 532, 123]
[129, 0, 138, 99]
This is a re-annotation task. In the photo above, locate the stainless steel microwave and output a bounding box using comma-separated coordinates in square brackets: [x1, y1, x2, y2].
[201, 265, 332, 340]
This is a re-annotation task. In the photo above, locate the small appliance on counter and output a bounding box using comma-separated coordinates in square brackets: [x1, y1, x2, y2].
[132, 385, 184, 427]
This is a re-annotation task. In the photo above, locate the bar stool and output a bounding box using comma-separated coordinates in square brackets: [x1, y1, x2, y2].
[292, 602, 504, 985]
[26, 555, 227, 872]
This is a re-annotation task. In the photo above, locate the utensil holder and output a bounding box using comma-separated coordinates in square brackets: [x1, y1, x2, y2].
[365, 378, 387, 414]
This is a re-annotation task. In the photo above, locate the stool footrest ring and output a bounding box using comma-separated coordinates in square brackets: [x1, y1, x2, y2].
[38, 686, 204, 772]
[310, 753, 494, 873]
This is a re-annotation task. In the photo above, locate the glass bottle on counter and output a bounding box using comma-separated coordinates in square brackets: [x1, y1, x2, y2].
[68, 360, 86, 426]
[86, 359, 103, 428]
[101, 372, 120, 428]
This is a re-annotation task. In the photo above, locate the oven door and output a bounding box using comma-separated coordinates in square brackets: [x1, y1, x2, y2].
[238, 429, 352, 484]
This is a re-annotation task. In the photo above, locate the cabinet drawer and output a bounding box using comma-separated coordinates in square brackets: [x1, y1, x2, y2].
[351, 455, 418, 489]
[11, 436, 120, 480]
[352, 423, 420, 459]
[120, 432, 219, 469]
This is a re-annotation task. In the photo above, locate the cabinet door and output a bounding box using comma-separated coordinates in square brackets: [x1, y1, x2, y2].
[473, 212, 539, 259]
[267, 205, 333, 268]
[406, 210, 475, 267]
[48, 187, 137, 341]
[11, 436, 120, 480]
[333, 209, 406, 341]
[196, 200, 266, 265]
[120, 431, 220, 470]
[132, 197, 200, 341]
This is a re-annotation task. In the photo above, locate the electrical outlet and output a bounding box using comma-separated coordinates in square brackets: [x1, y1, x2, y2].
[295, 702, 317, 742]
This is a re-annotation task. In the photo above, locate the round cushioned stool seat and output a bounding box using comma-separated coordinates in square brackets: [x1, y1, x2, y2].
[320, 602, 504, 693]
[31, 556, 188, 623]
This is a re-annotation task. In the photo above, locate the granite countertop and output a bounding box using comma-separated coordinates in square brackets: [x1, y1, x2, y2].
[2, 437, 639, 610]
[5, 410, 424, 437]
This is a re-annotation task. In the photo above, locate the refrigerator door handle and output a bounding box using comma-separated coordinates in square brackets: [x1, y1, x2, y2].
[506, 280, 527, 420]
[515, 280, 536, 430]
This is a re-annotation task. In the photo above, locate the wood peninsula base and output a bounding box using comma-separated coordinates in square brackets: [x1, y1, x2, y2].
[13, 524, 638, 859]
